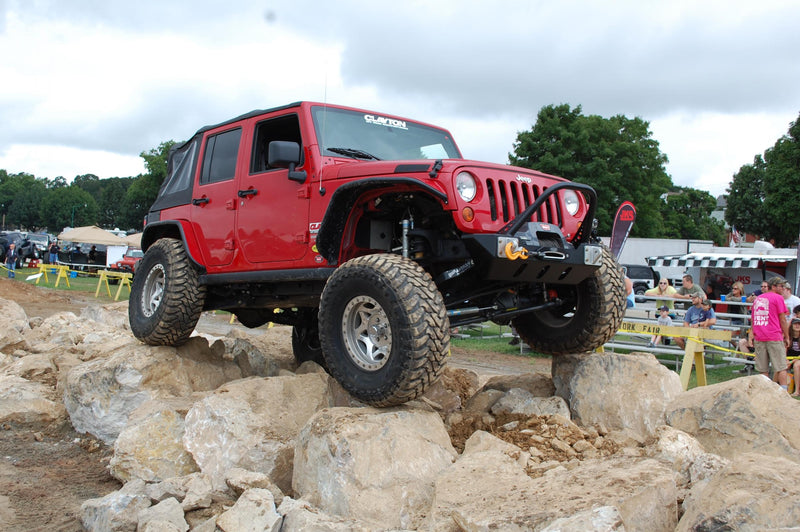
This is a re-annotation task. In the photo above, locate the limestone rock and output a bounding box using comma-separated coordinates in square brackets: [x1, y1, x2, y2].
[80, 479, 151, 532]
[540, 506, 625, 531]
[490, 388, 570, 417]
[63, 337, 243, 444]
[645, 425, 706, 489]
[110, 399, 199, 482]
[0, 374, 65, 425]
[0, 297, 29, 352]
[1, 352, 57, 387]
[481, 372, 555, 397]
[183, 374, 333, 492]
[225, 467, 284, 505]
[278, 497, 376, 531]
[666, 375, 800, 462]
[432, 430, 677, 531]
[216, 488, 282, 532]
[293, 407, 457, 530]
[678, 452, 800, 530]
[553, 352, 683, 440]
[136, 497, 188, 532]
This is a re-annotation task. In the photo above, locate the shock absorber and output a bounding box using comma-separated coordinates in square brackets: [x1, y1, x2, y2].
[401, 217, 414, 258]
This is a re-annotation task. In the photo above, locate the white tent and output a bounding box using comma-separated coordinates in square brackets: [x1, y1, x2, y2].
[121, 233, 142, 247]
[57, 226, 126, 246]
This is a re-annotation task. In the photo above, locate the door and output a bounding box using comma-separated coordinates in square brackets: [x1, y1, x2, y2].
[191, 127, 242, 267]
[236, 113, 309, 264]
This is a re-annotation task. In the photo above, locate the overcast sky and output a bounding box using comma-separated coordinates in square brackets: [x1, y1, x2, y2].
[1, 0, 798, 197]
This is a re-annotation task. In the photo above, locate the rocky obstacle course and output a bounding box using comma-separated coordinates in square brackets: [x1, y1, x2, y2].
[2, 296, 800, 531]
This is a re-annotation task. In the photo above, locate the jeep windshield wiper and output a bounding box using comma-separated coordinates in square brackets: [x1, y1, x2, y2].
[327, 147, 382, 160]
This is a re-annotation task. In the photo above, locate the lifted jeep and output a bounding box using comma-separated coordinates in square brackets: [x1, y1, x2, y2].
[129, 102, 625, 406]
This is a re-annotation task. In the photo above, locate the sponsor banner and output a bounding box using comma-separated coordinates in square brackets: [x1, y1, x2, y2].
[610, 201, 636, 260]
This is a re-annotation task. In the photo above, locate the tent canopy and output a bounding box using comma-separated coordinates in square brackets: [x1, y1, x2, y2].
[57, 226, 126, 246]
[121, 233, 142, 247]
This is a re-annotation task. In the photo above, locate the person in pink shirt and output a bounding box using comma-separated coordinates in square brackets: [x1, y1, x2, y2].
[747, 276, 791, 389]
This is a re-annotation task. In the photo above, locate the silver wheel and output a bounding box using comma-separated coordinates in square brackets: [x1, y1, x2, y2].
[341, 295, 392, 371]
[141, 264, 165, 318]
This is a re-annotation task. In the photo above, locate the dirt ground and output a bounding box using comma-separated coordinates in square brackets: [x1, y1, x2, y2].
[0, 278, 547, 531]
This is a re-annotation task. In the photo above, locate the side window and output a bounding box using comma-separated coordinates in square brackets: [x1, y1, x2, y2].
[250, 114, 302, 173]
[200, 128, 242, 184]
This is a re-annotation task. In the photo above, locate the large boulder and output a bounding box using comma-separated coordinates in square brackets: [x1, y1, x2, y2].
[431, 430, 678, 531]
[0, 374, 65, 425]
[666, 375, 800, 462]
[293, 406, 457, 530]
[677, 452, 800, 530]
[109, 399, 199, 482]
[183, 373, 334, 493]
[0, 297, 30, 352]
[552, 352, 683, 440]
[63, 337, 243, 444]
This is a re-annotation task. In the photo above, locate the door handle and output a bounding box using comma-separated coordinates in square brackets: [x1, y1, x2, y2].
[238, 189, 258, 198]
[192, 197, 209, 205]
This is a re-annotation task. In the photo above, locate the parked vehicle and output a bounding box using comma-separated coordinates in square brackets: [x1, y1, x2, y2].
[624, 264, 660, 296]
[110, 248, 144, 274]
[129, 101, 626, 406]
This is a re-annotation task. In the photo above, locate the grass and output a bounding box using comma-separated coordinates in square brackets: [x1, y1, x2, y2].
[3, 265, 131, 302]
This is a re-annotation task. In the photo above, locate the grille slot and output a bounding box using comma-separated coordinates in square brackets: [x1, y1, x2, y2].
[484, 178, 562, 226]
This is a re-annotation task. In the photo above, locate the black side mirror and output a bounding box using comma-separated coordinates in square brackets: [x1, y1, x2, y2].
[268, 141, 307, 183]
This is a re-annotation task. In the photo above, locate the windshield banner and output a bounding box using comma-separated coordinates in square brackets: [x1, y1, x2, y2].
[610, 201, 636, 261]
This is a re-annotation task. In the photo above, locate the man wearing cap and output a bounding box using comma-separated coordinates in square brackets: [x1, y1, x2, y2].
[747, 276, 790, 390]
[675, 293, 705, 349]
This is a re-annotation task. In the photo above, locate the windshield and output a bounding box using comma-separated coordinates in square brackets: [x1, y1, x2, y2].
[311, 106, 461, 161]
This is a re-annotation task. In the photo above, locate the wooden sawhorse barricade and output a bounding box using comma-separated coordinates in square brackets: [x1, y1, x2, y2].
[34, 264, 71, 287]
[95, 270, 133, 301]
[612, 321, 732, 390]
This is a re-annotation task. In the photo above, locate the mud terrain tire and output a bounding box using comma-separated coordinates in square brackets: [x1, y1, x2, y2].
[318, 254, 449, 406]
[512, 246, 624, 354]
[129, 238, 206, 346]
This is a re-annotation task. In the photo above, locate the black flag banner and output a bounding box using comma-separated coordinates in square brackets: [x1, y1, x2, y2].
[610, 201, 636, 260]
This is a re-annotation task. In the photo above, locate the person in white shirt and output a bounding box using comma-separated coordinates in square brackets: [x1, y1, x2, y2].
[783, 282, 800, 324]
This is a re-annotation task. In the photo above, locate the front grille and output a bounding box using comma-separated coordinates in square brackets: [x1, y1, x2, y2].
[485, 178, 562, 226]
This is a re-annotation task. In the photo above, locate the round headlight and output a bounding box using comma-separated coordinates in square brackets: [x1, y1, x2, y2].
[563, 190, 580, 216]
[455, 172, 477, 202]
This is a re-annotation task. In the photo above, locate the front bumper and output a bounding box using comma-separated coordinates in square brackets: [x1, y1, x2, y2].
[463, 230, 603, 284]
[462, 181, 602, 285]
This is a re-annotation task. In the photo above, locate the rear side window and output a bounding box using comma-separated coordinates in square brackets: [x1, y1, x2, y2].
[201, 128, 242, 184]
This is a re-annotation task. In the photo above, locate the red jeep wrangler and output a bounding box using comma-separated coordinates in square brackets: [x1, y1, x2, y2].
[129, 102, 625, 406]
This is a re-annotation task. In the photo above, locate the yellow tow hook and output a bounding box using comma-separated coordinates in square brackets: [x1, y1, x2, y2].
[504, 241, 529, 260]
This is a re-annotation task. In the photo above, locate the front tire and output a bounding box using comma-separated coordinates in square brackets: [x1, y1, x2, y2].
[318, 254, 449, 407]
[129, 238, 206, 346]
[512, 246, 624, 354]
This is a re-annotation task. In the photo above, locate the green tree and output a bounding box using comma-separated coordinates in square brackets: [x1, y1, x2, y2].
[8, 179, 47, 231]
[509, 104, 672, 237]
[725, 113, 800, 246]
[119, 141, 176, 229]
[661, 187, 726, 243]
[725, 155, 767, 237]
[41, 186, 98, 232]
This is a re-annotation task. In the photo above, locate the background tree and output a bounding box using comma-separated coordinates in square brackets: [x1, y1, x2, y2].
[7, 179, 47, 231]
[120, 141, 175, 230]
[660, 187, 725, 243]
[509, 104, 672, 237]
[725, 113, 800, 246]
[40, 186, 98, 232]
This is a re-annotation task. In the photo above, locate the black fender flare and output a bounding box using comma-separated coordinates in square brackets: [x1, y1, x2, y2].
[316, 178, 448, 265]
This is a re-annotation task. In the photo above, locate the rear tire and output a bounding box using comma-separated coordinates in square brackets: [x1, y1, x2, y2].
[318, 254, 449, 407]
[292, 308, 326, 368]
[512, 246, 624, 354]
[129, 238, 206, 346]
